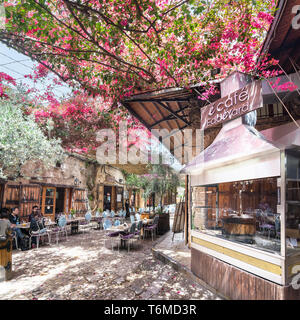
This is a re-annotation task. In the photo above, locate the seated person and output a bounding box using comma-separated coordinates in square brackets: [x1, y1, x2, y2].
[28, 205, 39, 223]
[30, 212, 47, 248]
[0, 209, 12, 242]
[30, 212, 46, 232]
[258, 196, 271, 212]
[9, 207, 26, 245]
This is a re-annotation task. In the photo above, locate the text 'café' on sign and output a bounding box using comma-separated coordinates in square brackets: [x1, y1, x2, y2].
[200, 80, 263, 130]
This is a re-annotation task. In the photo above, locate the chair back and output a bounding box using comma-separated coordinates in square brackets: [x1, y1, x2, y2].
[58, 216, 67, 228]
[137, 220, 143, 231]
[129, 222, 136, 234]
[135, 213, 141, 222]
[153, 215, 159, 225]
[85, 211, 92, 222]
[95, 210, 100, 217]
[103, 218, 112, 230]
[114, 219, 121, 227]
[110, 210, 115, 218]
[130, 214, 135, 224]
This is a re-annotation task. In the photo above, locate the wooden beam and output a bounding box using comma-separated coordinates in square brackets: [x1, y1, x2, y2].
[121, 102, 152, 131]
[150, 114, 189, 128]
[144, 101, 174, 132]
[154, 101, 191, 126]
[126, 98, 192, 103]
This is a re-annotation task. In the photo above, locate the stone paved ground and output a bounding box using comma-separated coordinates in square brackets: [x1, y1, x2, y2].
[0, 228, 220, 300]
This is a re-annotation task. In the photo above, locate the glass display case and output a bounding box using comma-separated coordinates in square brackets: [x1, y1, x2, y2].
[191, 177, 281, 253]
[285, 148, 300, 285]
[190, 147, 300, 287]
[286, 149, 300, 250]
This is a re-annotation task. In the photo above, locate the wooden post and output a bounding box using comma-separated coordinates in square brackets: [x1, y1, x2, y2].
[0, 237, 12, 282]
[111, 186, 116, 211]
[185, 175, 189, 246]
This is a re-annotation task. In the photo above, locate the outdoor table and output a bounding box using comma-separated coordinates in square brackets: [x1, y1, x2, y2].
[17, 221, 56, 229]
[106, 224, 131, 249]
[90, 216, 102, 229]
[105, 224, 130, 233]
[18, 223, 30, 229]
[66, 217, 85, 235]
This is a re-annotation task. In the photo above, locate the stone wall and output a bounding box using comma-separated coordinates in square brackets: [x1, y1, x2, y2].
[15, 154, 126, 211]
[19, 155, 94, 188]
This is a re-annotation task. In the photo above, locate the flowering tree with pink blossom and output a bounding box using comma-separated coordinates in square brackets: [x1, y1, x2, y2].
[0, 0, 278, 104]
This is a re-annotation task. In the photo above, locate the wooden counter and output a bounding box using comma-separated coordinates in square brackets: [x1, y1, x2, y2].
[222, 216, 256, 235]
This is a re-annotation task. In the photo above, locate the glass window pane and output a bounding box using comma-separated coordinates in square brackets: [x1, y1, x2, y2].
[191, 177, 281, 253]
[45, 206, 53, 214]
[46, 198, 54, 206]
[286, 149, 300, 253]
[46, 188, 54, 197]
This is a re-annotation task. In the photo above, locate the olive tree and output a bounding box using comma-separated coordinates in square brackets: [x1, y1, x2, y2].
[0, 98, 64, 178]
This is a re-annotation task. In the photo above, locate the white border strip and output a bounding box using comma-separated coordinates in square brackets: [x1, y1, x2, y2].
[191, 230, 284, 265]
[191, 242, 283, 285]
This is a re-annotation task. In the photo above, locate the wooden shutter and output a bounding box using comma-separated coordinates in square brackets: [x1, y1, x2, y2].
[3, 185, 20, 211]
[20, 184, 42, 219]
[116, 187, 123, 210]
[111, 186, 116, 212]
[73, 188, 88, 216]
[63, 188, 73, 214]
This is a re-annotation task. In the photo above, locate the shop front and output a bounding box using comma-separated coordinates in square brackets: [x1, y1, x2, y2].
[183, 72, 300, 300]
[1, 182, 88, 221]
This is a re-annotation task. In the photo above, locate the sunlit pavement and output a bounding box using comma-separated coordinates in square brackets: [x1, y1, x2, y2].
[0, 228, 220, 300]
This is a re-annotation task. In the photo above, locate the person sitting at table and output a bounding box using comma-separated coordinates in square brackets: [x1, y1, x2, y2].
[0, 209, 12, 242]
[28, 205, 39, 222]
[30, 212, 46, 232]
[9, 207, 26, 246]
[30, 212, 47, 248]
[258, 196, 271, 212]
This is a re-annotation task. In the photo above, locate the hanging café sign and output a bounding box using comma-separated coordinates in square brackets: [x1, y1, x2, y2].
[200, 80, 263, 130]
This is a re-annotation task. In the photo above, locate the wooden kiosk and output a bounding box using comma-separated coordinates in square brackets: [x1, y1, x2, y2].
[183, 72, 300, 300]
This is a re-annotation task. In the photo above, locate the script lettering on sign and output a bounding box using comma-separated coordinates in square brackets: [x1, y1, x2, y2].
[201, 81, 262, 130]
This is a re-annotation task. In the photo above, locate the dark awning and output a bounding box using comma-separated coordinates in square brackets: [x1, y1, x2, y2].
[259, 0, 300, 74]
[122, 85, 221, 134]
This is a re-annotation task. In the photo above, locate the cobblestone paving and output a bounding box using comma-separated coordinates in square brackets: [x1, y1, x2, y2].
[0, 229, 220, 300]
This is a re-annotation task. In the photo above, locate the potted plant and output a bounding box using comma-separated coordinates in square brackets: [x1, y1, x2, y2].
[155, 207, 170, 235]
[70, 209, 76, 219]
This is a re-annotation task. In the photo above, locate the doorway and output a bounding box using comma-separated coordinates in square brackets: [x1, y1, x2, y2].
[104, 186, 112, 211]
[56, 187, 65, 215]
